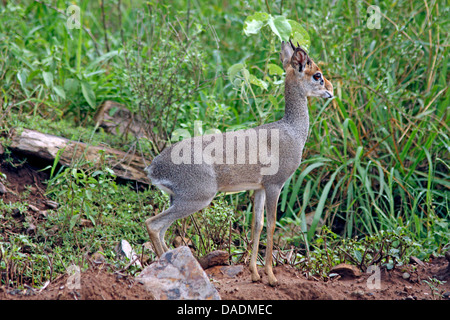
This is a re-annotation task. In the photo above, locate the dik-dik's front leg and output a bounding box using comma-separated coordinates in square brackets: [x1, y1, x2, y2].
[264, 184, 282, 286]
[249, 189, 265, 282]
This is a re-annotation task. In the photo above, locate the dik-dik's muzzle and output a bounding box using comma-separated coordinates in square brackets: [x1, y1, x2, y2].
[324, 78, 334, 98]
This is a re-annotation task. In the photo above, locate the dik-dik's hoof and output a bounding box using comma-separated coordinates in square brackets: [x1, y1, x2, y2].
[268, 276, 279, 287]
[251, 272, 261, 283]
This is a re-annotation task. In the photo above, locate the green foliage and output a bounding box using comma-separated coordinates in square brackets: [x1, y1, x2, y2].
[1, 165, 160, 287]
[0, 1, 128, 121]
[284, 226, 422, 278]
[166, 195, 237, 258]
[244, 12, 310, 49]
[123, 6, 206, 154]
[46, 164, 119, 231]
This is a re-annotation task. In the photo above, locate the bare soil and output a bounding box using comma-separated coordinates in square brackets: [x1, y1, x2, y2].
[1, 160, 449, 301]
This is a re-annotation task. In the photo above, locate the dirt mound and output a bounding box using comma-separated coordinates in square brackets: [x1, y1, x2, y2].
[0, 160, 49, 208]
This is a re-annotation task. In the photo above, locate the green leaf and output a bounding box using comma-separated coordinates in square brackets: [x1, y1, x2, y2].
[344, 118, 361, 146]
[353, 248, 363, 263]
[81, 81, 96, 108]
[268, 15, 292, 41]
[69, 214, 80, 231]
[104, 167, 116, 177]
[85, 189, 93, 201]
[42, 71, 54, 87]
[288, 20, 310, 51]
[88, 214, 96, 227]
[228, 63, 245, 82]
[248, 74, 268, 90]
[86, 50, 118, 70]
[53, 86, 66, 100]
[268, 95, 278, 108]
[64, 78, 79, 96]
[243, 12, 269, 36]
[17, 69, 29, 89]
[268, 63, 284, 76]
[241, 68, 250, 82]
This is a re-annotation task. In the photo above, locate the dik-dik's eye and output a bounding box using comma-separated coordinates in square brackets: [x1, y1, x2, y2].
[313, 73, 322, 81]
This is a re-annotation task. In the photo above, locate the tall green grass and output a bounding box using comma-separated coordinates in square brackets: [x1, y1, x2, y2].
[273, 0, 449, 254]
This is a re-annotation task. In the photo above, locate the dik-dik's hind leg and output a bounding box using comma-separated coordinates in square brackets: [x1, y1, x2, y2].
[145, 195, 214, 257]
[249, 189, 265, 282]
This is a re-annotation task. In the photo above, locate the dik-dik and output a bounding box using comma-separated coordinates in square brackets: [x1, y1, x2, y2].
[145, 41, 333, 286]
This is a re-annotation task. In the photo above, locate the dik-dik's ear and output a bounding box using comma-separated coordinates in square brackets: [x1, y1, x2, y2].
[290, 45, 309, 73]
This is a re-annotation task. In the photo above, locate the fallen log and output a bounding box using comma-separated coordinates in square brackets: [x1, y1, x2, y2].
[197, 250, 230, 270]
[9, 128, 151, 185]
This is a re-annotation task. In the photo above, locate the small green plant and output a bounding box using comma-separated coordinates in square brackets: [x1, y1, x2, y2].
[278, 226, 421, 278]
[46, 164, 118, 231]
[193, 196, 235, 255]
[1, 148, 27, 169]
[423, 277, 447, 300]
[163, 192, 240, 258]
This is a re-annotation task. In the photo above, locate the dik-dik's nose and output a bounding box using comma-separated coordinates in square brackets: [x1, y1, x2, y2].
[324, 78, 333, 98]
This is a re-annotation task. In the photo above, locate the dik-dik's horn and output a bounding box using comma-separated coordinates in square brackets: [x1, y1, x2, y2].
[289, 39, 296, 50]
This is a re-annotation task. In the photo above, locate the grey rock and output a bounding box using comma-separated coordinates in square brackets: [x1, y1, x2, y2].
[45, 200, 59, 209]
[26, 223, 36, 234]
[28, 204, 39, 212]
[445, 249, 450, 263]
[115, 239, 141, 267]
[351, 290, 365, 298]
[221, 265, 244, 278]
[137, 246, 221, 300]
[92, 251, 106, 264]
[0, 182, 7, 195]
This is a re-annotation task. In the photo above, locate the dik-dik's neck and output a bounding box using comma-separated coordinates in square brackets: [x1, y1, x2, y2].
[282, 77, 309, 134]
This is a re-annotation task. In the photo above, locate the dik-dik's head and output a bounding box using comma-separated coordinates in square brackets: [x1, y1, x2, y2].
[281, 40, 333, 99]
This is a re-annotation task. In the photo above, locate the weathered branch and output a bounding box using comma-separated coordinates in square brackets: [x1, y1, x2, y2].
[9, 128, 151, 185]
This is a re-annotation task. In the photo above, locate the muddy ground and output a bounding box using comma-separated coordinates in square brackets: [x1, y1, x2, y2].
[1, 160, 449, 301]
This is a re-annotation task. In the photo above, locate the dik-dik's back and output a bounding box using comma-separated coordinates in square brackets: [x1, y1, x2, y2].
[148, 119, 303, 194]
[145, 40, 333, 286]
